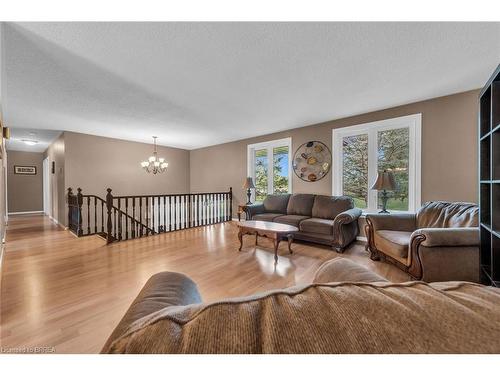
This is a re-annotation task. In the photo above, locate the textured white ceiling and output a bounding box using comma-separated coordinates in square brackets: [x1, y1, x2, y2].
[2, 22, 499, 150]
[6, 128, 61, 153]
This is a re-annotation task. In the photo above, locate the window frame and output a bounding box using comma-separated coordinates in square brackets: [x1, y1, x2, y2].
[247, 137, 292, 200]
[332, 114, 422, 213]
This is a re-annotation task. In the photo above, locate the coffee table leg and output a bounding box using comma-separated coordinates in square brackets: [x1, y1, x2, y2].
[287, 234, 293, 254]
[238, 229, 243, 251]
[273, 238, 280, 263]
[255, 233, 258, 246]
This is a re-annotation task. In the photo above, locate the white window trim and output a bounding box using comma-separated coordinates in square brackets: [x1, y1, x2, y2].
[332, 114, 421, 213]
[247, 137, 292, 200]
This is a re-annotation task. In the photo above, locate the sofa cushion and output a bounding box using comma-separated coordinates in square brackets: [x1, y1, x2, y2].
[263, 194, 290, 214]
[312, 195, 354, 220]
[274, 215, 309, 227]
[300, 218, 334, 235]
[252, 213, 284, 222]
[374, 230, 412, 260]
[286, 194, 316, 216]
[416, 201, 478, 229]
[105, 279, 500, 354]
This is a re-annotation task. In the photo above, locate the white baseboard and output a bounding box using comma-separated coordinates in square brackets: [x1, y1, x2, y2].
[8, 210, 44, 215]
[49, 215, 67, 230]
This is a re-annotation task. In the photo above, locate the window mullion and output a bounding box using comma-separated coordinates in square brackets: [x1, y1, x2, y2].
[367, 129, 378, 211]
[267, 146, 274, 195]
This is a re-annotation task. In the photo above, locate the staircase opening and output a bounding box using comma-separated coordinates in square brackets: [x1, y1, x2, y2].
[67, 187, 233, 244]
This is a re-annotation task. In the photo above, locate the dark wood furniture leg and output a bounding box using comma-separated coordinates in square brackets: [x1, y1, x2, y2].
[273, 236, 280, 263]
[287, 234, 293, 254]
[238, 229, 243, 251]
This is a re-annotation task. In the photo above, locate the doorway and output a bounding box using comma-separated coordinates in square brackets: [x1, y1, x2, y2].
[43, 157, 51, 216]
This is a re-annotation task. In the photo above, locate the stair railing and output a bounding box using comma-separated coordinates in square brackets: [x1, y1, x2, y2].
[67, 187, 233, 244]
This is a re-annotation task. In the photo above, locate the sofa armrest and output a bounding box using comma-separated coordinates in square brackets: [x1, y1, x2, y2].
[101, 272, 201, 353]
[333, 208, 362, 225]
[412, 227, 479, 247]
[331, 208, 362, 251]
[365, 213, 417, 232]
[244, 203, 265, 219]
[313, 258, 388, 283]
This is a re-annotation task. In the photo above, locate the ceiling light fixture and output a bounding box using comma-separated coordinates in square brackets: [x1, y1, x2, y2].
[141, 136, 168, 174]
[21, 139, 38, 146]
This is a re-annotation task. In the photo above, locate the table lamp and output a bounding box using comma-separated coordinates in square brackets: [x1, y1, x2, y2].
[370, 170, 397, 213]
[242, 177, 255, 205]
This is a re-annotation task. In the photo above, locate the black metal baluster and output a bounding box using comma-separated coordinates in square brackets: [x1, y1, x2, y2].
[87, 196, 91, 234]
[201, 195, 205, 225]
[157, 196, 160, 233]
[101, 199, 105, 232]
[168, 196, 171, 232]
[229, 187, 233, 221]
[94, 197, 97, 233]
[117, 198, 122, 241]
[211, 194, 214, 224]
[151, 196, 155, 234]
[125, 198, 129, 240]
[188, 195, 192, 228]
[113, 207, 117, 239]
[132, 198, 136, 238]
[217, 194, 220, 223]
[225, 192, 228, 221]
[139, 197, 143, 237]
[184, 195, 188, 229]
[146, 197, 149, 235]
[196, 194, 201, 227]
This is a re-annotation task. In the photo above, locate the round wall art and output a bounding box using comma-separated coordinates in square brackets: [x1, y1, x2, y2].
[292, 141, 332, 182]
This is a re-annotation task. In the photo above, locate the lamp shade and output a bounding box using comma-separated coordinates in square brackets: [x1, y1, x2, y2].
[370, 170, 397, 191]
[242, 177, 255, 189]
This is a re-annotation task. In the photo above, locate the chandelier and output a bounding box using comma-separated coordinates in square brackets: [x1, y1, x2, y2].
[141, 136, 168, 174]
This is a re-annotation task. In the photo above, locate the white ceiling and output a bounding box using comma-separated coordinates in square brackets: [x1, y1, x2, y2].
[1, 22, 499, 150]
[6, 128, 61, 153]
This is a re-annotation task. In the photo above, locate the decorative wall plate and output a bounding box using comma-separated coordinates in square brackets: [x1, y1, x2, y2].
[293, 141, 331, 182]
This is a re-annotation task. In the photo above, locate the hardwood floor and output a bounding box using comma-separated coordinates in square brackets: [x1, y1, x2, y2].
[0, 214, 410, 353]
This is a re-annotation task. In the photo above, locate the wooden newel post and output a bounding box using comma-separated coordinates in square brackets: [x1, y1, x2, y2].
[67, 187, 73, 230]
[229, 187, 233, 220]
[76, 188, 83, 237]
[106, 188, 113, 244]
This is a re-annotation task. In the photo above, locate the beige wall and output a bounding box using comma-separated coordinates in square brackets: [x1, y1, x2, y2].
[44, 133, 65, 224]
[44, 132, 191, 226]
[64, 132, 190, 197]
[7, 150, 43, 213]
[190, 90, 479, 216]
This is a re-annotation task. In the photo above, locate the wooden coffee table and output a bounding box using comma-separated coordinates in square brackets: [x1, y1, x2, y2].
[237, 220, 299, 263]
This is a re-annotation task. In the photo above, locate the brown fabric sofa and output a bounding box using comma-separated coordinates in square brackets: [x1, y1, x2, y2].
[365, 201, 480, 282]
[102, 258, 500, 354]
[244, 194, 361, 252]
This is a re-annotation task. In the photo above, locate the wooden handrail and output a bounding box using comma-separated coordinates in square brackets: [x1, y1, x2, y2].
[67, 187, 233, 245]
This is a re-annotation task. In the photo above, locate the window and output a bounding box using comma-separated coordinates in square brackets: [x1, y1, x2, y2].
[247, 138, 292, 201]
[332, 114, 421, 212]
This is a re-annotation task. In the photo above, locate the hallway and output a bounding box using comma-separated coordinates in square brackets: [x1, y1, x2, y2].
[0, 214, 410, 353]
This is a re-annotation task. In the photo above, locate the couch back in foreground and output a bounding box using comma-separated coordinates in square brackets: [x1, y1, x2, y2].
[263, 193, 354, 219]
[105, 281, 500, 354]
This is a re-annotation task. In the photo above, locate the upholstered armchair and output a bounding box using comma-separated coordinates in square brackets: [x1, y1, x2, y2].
[365, 201, 479, 282]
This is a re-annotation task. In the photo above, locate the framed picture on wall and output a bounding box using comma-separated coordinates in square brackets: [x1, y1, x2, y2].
[14, 165, 37, 175]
